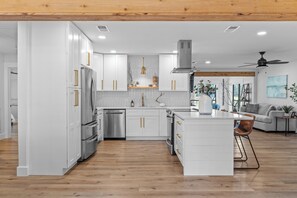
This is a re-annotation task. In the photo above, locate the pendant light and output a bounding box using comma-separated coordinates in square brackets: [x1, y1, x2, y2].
[140, 57, 147, 75]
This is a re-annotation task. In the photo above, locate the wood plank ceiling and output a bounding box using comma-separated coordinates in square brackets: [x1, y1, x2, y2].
[0, 0, 297, 21]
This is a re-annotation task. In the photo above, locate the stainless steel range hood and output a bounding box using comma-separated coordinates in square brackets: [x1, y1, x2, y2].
[172, 40, 197, 74]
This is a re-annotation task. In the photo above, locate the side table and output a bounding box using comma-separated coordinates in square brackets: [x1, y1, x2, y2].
[275, 116, 297, 136]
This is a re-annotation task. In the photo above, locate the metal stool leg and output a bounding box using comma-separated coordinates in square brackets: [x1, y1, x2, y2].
[235, 135, 260, 169]
[234, 136, 243, 159]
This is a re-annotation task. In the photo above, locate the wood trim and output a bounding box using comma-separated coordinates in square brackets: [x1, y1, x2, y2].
[194, 72, 256, 77]
[1, 0, 297, 21]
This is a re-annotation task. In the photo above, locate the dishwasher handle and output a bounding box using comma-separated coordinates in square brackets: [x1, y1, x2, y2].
[106, 112, 124, 115]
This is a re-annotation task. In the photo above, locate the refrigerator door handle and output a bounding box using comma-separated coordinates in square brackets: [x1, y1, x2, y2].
[87, 123, 98, 128]
[90, 78, 94, 112]
[86, 136, 98, 143]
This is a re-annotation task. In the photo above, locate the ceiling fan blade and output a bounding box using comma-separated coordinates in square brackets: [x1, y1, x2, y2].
[238, 64, 258, 68]
[243, 63, 257, 65]
[267, 60, 281, 63]
[268, 61, 289, 64]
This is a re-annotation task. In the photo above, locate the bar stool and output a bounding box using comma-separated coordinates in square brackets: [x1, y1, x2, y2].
[234, 114, 260, 169]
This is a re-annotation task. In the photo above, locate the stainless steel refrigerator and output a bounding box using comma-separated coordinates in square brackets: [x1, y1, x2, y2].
[80, 67, 98, 160]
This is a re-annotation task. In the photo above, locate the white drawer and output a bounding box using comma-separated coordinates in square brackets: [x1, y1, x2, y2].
[126, 109, 142, 117]
[142, 110, 159, 116]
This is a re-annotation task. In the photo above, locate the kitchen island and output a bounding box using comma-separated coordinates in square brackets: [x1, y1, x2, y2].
[173, 110, 252, 176]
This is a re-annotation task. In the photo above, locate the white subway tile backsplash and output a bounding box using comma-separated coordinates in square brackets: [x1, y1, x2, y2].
[97, 89, 190, 107]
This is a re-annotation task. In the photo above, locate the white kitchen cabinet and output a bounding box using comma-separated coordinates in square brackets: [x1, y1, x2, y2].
[126, 109, 159, 138]
[103, 54, 127, 91]
[126, 116, 143, 136]
[159, 54, 189, 91]
[93, 53, 104, 91]
[159, 109, 167, 137]
[67, 88, 81, 167]
[142, 116, 159, 136]
[68, 24, 81, 88]
[80, 34, 93, 67]
[103, 55, 117, 91]
[115, 55, 128, 91]
[18, 22, 85, 175]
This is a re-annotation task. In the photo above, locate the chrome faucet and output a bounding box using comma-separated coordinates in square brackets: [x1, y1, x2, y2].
[141, 93, 145, 107]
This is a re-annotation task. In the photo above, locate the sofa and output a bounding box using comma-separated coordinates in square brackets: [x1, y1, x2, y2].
[239, 103, 296, 132]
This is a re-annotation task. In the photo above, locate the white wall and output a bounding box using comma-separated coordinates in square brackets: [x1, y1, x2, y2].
[0, 54, 4, 139]
[97, 55, 190, 107]
[257, 63, 297, 109]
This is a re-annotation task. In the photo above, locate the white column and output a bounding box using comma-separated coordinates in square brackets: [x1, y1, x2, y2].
[0, 54, 4, 139]
[17, 22, 31, 176]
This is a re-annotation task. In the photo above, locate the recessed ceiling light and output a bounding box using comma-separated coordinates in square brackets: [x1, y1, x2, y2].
[172, 50, 178, 53]
[205, 61, 211, 64]
[110, 50, 116, 53]
[257, 31, 267, 36]
[98, 35, 106, 39]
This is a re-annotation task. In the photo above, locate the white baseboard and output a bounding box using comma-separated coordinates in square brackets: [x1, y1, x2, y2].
[126, 136, 167, 141]
[17, 166, 29, 176]
[0, 133, 5, 140]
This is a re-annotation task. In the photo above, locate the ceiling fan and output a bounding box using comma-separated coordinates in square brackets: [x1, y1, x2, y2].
[238, 51, 289, 68]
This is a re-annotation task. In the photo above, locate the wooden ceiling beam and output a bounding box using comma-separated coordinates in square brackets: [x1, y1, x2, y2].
[0, 0, 297, 21]
[194, 72, 256, 77]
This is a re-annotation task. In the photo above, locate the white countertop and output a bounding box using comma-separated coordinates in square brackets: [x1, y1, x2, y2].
[174, 110, 253, 120]
[96, 106, 190, 110]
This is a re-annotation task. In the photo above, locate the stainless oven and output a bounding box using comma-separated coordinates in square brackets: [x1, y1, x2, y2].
[166, 108, 198, 155]
[166, 110, 175, 155]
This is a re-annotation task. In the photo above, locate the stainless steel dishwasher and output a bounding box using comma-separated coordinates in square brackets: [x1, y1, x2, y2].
[103, 109, 126, 139]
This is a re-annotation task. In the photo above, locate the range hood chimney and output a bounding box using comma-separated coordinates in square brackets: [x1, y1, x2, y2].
[172, 40, 197, 74]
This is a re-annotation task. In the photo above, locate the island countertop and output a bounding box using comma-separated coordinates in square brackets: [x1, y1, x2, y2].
[174, 110, 253, 121]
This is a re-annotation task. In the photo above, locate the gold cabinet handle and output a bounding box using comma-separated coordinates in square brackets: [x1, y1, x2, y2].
[87, 52, 91, 66]
[176, 133, 182, 139]
[116, 80, 118, 90]
[143, 117, 145, 128]
[176, 121, 182, 125]
[174, 80, 176, 90]
[140, 117, 142, 128]
[74, 90, 79, 106]
[171, 80, 173, 90]
[113, 80, 115, 90]
[74, 69, 79, 86]
[101, 80, 103, 90]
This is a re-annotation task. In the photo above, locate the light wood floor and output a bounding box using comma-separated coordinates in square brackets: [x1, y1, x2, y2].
[1, 127, 297, 197]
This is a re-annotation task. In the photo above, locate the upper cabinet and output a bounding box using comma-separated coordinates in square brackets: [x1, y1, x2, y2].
[80, 34, 93, 67]
[102, 54, 127, 91]
[93, 53, 104, 91]
[159, 54, 189, 91]
[68, 24, 81, 88]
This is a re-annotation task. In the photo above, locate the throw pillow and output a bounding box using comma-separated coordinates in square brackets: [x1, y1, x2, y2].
[258, 104, 271, 115]
[246, 104, 259, 114]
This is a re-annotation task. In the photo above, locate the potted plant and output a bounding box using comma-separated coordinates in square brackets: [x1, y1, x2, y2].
[287, 83, 297, 103]
[282, 105, 294, 117]
[193, 80, 218, 97]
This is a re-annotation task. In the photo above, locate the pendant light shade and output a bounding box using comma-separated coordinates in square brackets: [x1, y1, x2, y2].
[140, 57, 147, 75]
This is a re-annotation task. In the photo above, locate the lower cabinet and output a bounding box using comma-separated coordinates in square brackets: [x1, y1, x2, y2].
[97, 110, 104, 141]
[67, 88, 81, 168]
[126, 109, 161, 138]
